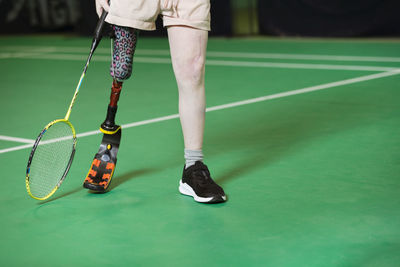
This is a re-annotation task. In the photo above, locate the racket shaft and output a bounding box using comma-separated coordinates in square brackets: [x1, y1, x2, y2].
[65, 11, 108, 120]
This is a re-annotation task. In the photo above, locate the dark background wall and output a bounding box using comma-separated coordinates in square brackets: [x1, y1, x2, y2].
[1, 0, 399, 37]
[0, 0, 81, 34]
[0, 0, 232, 36]
[258, 0, 400, 37]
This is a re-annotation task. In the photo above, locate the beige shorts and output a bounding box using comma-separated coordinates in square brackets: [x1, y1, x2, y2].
[106, 0, 211, 31]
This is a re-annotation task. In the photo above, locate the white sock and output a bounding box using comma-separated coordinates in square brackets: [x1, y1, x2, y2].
[184, 149, 203, 169]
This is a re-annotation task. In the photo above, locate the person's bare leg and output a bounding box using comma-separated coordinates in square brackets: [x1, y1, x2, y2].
[168, 26, 226, 203]
[167, 26, 207, 152]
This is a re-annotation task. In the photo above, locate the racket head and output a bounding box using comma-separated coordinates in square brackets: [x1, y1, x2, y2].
[26, 119, 76, 200]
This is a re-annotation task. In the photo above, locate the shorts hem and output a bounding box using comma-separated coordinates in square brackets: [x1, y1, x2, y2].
[106, 14, 156, 31]
[163, 17, 210, 31]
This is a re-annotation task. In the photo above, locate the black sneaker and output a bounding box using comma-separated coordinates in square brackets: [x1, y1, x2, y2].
[179, 161, 226, 203]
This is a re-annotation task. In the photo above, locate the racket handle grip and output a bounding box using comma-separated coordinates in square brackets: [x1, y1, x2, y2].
[93, 11, 108, 45]
[83, 11, 108, 74]
[91, 11, 108, 53]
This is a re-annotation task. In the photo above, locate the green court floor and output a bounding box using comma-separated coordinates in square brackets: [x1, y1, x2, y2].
[0, 36, 399, 266]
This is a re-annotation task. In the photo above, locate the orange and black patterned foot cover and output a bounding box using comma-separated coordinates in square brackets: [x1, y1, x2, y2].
[83, 157, 116, 192]
[83, 128, 121, 192]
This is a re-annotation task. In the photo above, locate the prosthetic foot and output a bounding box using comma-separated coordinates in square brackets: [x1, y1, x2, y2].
[83, 127, 121, 192]
[84, 80, 123, 192]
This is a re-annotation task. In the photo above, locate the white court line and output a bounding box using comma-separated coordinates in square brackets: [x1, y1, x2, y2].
[205, 59, 397, 72]
[206, 51, 400, 63]
[1, 69, 399, 155]
[2, 46, 400, 63]
[3, 53, 397, 72]
[0, 52, 48, 59]
[206, 70, 400, 112]
[0, 135, 35, 144]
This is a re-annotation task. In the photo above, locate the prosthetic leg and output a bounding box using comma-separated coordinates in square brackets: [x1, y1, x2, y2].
[83, 25, 138, 192]
[83, 80, 122, 192]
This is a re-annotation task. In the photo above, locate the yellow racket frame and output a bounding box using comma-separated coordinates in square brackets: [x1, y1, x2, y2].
[25, 11, 108, 200]
[25, 119, 77, 200]
[25, 72, 84, 200]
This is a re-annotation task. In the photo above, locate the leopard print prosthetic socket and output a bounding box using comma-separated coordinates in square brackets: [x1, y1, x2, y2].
[110, 25, 138, 81]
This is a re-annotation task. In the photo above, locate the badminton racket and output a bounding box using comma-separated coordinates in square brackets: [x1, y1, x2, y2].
[26, 11, 108, 200]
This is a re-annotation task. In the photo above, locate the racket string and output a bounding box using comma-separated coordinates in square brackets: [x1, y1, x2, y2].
[28, 121, 75, 199]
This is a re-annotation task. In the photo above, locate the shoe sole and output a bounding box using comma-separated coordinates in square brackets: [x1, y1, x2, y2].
[179, 180, 226, 203]
[83, 182, 107, 192]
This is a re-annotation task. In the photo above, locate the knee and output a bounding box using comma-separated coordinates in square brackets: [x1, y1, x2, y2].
[173, 54, 205, 89]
